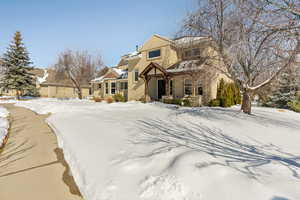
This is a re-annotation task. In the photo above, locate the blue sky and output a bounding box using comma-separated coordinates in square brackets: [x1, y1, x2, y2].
[0, 0, 196, 68]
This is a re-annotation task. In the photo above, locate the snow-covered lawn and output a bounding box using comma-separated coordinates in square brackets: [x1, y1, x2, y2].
[11, 99, 300, 200]
[0, 106, 9, 148]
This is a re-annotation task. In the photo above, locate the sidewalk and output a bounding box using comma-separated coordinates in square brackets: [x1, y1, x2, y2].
[0, 104, 83, 200]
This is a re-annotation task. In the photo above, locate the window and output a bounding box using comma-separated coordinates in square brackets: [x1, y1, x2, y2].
[148, 49, 161, 59]
[111, 82, 116, 94]
[98, 84, 102, 89]
[169, 80, 173, 96]
[184, 79, 192, 95]
[197, 87, 203, 95]
[196, 81, 203, 95]
[133, 69, 139, 82]
[184, 50, 192, 58]
[192, 48, 200, 57]
[183, 48, 200, 59]
[105, 82, 109, 94]
[120, 82, 128, 90]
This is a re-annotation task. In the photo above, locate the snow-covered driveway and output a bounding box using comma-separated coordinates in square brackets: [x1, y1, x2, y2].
[14, 99, 300, 200]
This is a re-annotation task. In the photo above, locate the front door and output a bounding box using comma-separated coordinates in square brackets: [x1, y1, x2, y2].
[157, 79, 166, 100]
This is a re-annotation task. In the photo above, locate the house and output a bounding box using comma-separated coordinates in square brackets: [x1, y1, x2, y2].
[37, 69, 91, 98]
[91, 34, 230, 106]
[0, 68, 91, 99]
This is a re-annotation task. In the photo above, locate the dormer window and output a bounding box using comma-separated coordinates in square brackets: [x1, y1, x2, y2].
[183, 48, 200, 59]
[148, 49, 161, 59]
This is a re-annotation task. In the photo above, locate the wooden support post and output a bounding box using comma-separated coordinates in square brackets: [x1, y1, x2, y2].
[144, 75, 150, 102]
[165, 76, 170, 97]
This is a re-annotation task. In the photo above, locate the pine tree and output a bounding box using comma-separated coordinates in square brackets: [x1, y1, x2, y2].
[267, 67, 298, 108]
[0, 31, 36, 99]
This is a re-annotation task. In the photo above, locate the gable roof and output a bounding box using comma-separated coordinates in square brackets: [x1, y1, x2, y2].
[91, 67, 128, 83]
[139, 34, 173, 52]
[153, 34, 173, 43]
[139, 62, 168, 78]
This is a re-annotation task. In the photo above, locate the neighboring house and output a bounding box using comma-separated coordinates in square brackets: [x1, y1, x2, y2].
[92, 34, 230, 106]
[0, 68, 91, 98]
[37, 69, 91, 98]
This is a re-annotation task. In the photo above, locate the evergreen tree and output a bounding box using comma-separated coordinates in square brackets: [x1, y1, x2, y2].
[267, 68, 298, 108]
[217, 79, 226, 106]
[0, 31, 36, 99]
[232, 83, 242, 105]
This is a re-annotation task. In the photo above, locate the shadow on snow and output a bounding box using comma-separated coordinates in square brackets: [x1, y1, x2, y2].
[137, 118, 300, 180]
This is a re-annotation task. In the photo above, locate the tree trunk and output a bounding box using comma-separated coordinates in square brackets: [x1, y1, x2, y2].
[77, 89, 83, 99]
[241, 90, 252, 114]
[16, 90, 20, 100]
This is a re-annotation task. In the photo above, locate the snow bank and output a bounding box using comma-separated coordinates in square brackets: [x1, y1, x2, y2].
[0, 106, 9, 148]
[15, 99, 300, 200]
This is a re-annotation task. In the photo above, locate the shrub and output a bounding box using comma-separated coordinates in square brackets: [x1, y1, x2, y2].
[209, 99, 220, 107]
[216, 79, 241, 107]
[172, 98, 183, 105]
[139, 97, 146, 103]
[106, 97, 114, 104]
[163, 98, 173, 104]
[182, 99, 192, 107]
[93, 97, 102, 102]
[113, 94, 126, 102]
[288, 100, 300, 112]
[163, 98, 183, 105]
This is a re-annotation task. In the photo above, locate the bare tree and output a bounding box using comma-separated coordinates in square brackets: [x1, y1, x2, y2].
[263, 0, 300, 16]
[180, 0, 300, 114]
[55, 50, 104, 99]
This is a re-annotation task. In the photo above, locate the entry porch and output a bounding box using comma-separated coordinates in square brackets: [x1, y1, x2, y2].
[140, 62, 206, 106]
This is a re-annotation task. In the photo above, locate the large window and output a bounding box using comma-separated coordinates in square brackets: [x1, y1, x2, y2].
[133, 69, 139, 82]
[111, 82, 116, 94]
[105, 82, 109, 94]
[148, 49, 161, 59]
[184, 79, 192, 95]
